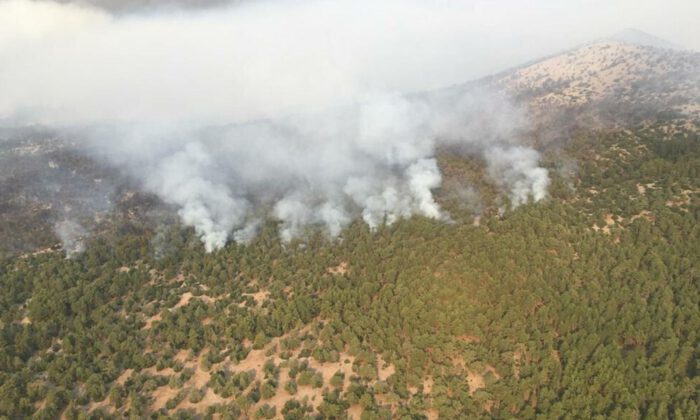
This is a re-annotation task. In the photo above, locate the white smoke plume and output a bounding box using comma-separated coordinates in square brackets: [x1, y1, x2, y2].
[54, 219, 87, 257]
[0, 0, 553, 251]
[143, 141, 250, 251]
[484, 146, 550, 207]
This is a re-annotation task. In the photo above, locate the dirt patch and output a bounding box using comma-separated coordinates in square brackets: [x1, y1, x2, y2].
[150, 385, 181, 412]
[426, 408, 439, 420]
[231, 346, 267, 373]
[139, 328, 391, 417]
[175, 349, 191, 363]
[666, 189, 695, 208]
[189, 364, 211, 389]
[173, 292, 194, 309]
[142, 366, 176, 377]
[630, 210, 655, 222]
[255, 372, 323, 415]
[551, 350, 561, 365]
[309, 354, 356, 389]
[230, 336, 362, 416]
[175, 388, 229, 414]
[593, 213, 618, 234]
[143, 313, 161, 329]
[605, 214, 616, 226]
[377, 356, 395, 381]
[513, 351, 522, 379]
[146, 349, 220, 414]
[467, 370, 485, 393]
[19, 247, 56, 259]
[347, 404, 363, 420]
[423, 376, 434, 394]
[168, 291, 220, 312]
[242, 290, 269, 307]
[485, 364, 501, 380]
[115, 369, 133, 386]
[467, 365, 500, 394]
[86, 398, 113, 415]
[327, 261, 349, 275]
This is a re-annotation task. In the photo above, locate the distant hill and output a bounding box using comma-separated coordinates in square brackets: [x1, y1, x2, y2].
[485, 37, 700, 127]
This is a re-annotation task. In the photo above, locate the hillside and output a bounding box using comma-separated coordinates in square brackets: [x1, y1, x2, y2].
[493, 40, 700, 125]
[0, 37, 698, 419]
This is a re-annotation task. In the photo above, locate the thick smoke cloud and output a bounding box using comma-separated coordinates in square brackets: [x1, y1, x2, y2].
[82, 92, 548, 250]
[0, 0, 551, 251]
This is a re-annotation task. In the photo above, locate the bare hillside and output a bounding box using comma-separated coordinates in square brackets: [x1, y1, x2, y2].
[493, 41, 700, 124]
[504, 42, 700, 118]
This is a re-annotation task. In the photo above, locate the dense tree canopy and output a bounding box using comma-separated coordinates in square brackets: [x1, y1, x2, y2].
[0, 121, 698, 418]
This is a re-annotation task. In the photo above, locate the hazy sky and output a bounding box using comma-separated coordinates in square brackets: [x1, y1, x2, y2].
[1, 0, 698, 124]
[54, 0, 700, 51]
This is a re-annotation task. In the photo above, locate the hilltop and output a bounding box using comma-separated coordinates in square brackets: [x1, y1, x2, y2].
[605, 28, 682, 50]
[491, 38, 700, 125]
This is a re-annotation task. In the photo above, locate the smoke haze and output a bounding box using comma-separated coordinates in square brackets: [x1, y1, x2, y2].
[54, 219, 87, 257]
[77, 90, 545, 251]
[0, 0, 574, 250]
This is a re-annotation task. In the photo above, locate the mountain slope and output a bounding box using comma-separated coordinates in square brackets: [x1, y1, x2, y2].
[494, 40, 700, 121]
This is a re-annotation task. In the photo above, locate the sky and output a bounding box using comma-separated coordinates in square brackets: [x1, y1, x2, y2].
[1, 0, 697, 125]
[52, 0, 700, 53]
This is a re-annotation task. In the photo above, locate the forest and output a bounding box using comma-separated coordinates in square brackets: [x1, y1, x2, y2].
[0, 119, 698, 419]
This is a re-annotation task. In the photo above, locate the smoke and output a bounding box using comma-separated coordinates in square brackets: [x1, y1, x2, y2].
[484, 146, 550, 207]
[0, 0, 552, 251]
[55, 0, 236, 14]
[143, 141, 249, 251]
[54, 219, 87, 257]
[80, 92, 548, 250]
